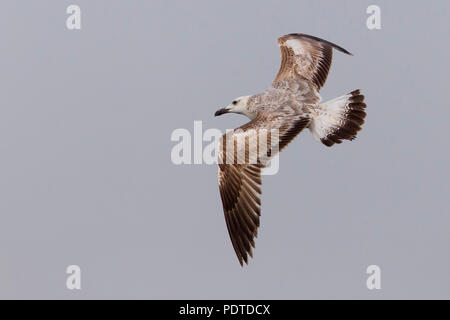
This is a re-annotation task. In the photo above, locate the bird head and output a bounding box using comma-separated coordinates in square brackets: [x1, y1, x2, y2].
[215, 96, 251, 117]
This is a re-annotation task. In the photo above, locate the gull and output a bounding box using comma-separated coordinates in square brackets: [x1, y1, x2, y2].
[214, 33, 367, 266]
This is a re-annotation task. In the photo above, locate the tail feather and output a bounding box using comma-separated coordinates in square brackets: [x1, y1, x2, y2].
[309, 90, 367, 147]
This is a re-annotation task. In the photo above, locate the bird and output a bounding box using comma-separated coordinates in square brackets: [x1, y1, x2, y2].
[214, 33, 367, 266]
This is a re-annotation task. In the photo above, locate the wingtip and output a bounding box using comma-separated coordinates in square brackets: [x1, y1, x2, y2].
[238, 255, 249, 267]
[283, 33, 353, 56]
[332, 44, 352, 56]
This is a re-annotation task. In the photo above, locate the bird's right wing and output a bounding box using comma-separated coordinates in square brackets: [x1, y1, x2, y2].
[218, 113, 310, 266]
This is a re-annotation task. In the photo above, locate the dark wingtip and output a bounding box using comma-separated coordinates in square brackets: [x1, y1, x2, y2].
[286, 33, 353, 55]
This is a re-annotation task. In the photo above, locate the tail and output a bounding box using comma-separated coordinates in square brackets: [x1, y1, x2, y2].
[309, 90, 366, 147]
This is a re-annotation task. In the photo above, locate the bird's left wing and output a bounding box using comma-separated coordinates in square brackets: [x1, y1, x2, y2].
[218, 113, 310, 266]
[273, 33, 352, 90]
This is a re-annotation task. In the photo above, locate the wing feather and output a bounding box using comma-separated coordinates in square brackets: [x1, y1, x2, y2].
[218, 113, 310, 265]
[273, 33, 351, 89]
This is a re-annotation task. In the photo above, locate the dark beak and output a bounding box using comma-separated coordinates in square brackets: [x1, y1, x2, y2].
[214, 108, 229, 117]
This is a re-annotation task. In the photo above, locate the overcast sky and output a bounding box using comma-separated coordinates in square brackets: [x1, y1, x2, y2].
[0, 0, 449, 299]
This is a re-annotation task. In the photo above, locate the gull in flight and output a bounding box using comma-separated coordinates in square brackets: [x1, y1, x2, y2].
[214, 33, 367, 266]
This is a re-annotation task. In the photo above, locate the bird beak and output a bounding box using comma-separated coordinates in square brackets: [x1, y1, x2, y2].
[214, 108, 229, 117]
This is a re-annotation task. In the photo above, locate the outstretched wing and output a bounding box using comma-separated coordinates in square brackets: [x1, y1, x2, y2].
[273, 33, 352, 90]
[218, 113, 310, 266]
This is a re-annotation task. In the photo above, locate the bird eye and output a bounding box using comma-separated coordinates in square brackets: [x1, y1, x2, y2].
[232, 100, 237, 105]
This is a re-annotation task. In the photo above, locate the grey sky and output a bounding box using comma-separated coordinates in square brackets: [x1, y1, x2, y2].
[0, 0, 449, 299]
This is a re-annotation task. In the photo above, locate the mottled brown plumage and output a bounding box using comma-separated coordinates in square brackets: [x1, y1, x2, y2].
[216, 33, 366, 266]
